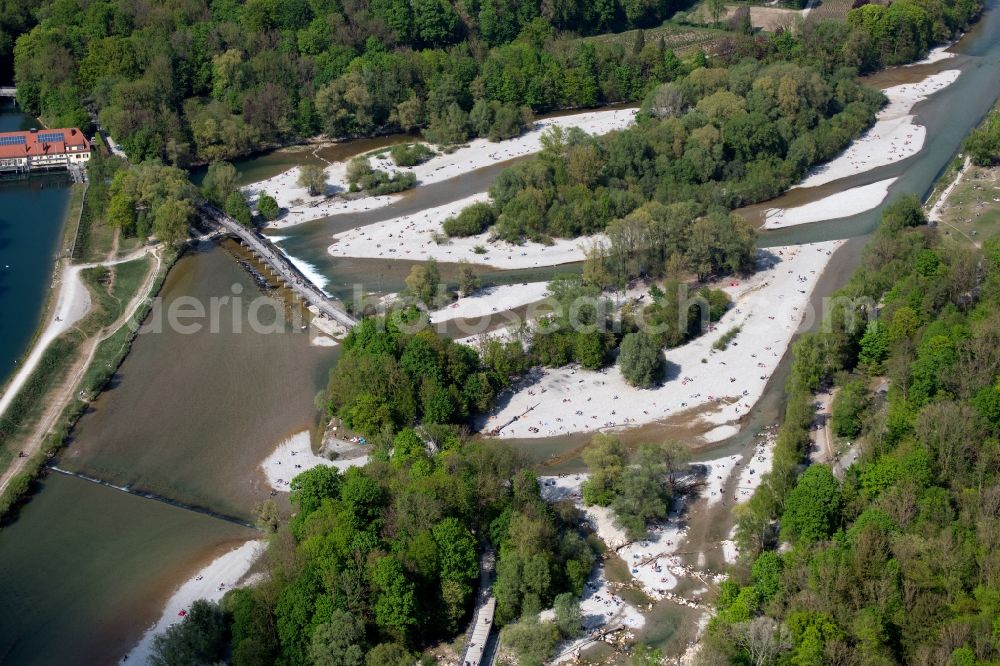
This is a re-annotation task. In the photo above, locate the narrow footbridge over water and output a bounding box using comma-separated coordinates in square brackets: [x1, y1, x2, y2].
[0, 87, 16, 98]
[199, 204, 358, 330]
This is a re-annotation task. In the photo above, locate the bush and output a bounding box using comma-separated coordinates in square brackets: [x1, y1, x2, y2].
[443, 202, 496, 237]
[389, 143, 435, 167]
[346, 156, 373, 184]
[355, 169, 417, 196]
[257, 192, 280, 220]
[713, 326, 741, 351]
[831, 380, 867, 438]
[619, 330, 662, 388]
[225, 191, 253, 227]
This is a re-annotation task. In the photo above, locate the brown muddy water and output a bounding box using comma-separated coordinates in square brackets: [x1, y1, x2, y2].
[57, 242, 337, 520]
[0, 472, 255, 666]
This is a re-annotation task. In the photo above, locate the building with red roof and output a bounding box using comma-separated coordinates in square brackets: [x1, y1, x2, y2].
[0, 128, 91, 172]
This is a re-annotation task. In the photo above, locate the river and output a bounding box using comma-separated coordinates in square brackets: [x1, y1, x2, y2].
[1, 3, 999, 661]
[0, 245, 334, 663]
[0, 103, 71, 388]
[57, 242, 336, 520]
[0, 472, 254, 665]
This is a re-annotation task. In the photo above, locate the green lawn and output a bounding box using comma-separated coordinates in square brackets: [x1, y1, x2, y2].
[939, 166, 1000, 246]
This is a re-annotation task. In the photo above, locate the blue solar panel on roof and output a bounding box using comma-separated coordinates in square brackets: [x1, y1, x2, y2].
[37, 132, 64, 143]
[0, 135, 26, 145]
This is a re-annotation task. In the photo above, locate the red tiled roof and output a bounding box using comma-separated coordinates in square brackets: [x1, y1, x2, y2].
[0, 128, 90, 159]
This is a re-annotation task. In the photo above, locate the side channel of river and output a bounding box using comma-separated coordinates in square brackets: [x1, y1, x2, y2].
[0, 102, 71, 389]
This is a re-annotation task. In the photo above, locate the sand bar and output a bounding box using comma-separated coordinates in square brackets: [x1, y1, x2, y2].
[481, 241, 843, 441]
[248, 108, 637, 229]
[797, 69, 961, 189]
[763, 177, 898, 228]
[122, 540, 264, 665]
[429, 282, 551, 324]
[261, 431, 369, 492]
[327, 193, 596, 268]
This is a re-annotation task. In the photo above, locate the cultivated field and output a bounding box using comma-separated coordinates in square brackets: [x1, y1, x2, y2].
[805, 0, 856, 24]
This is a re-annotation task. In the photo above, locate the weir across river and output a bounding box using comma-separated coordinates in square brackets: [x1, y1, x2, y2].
[199, 203, 358, 330]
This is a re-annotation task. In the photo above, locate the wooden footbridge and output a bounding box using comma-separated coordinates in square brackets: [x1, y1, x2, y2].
[199, 204, 358, 330]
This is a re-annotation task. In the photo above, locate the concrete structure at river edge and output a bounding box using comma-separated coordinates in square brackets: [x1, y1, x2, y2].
[0, 127, 91, 173]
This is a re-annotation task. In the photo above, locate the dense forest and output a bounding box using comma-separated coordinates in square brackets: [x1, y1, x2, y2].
[434, 0, 982, 263]
[9, 0, 980, 167]
[700, 198, 1000, 665]
[11, 0, 692, 164]
[151, 431, 595, 666]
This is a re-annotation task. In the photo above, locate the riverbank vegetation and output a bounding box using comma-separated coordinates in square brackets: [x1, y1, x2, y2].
[447, 56, 882, 247]
[153, 432, 593, 665]
[11, 0, 714, 164]
[581, 434, 690, 538]
[106, 162, 200, 245]
[702, 197, 1000, 664]
[326, 314, 518, 436]
[965, 106, 1000, 166]
[346, 156, 417, 195]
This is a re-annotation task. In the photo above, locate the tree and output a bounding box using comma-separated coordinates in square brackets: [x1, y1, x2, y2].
[425, 102, 470, 146]
[289, 465, 341, 519]
[781, 465, 842, 544]
[225, 191, 253, 227]
[730, 617, 792, 666]
[881, 194, 926, 231]
[611, 443, 673, 539]
[553, 592, 582, 637]
[153, 197, 192, 245]
[257, 193, 280, 221]
[412, 0, 459, 47]
[371, 555, 417, 639]
[581, 434, 628, 506]
[647, 83, 686, 118]
[202, 161, 239, 204]
[404, 258, 443, 306]
[831, 380, 866, 438]
[458, 261, 480, 296]
[107, 191, 137, 232]
[707, 0, 727, 26]
[298, 163, 327, 196]
[150, 600, 229, 666]
[308, 610, 365, 666]
[573, 330, 607, 370]
[619, 330, 662, 388]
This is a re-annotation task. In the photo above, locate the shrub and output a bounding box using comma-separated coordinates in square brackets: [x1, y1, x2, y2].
[443, 202, 496, 237]
[257, 192, 280, 220]
[389, 143, 435, 167]
[713, 326, 741, 351]
[619, 330, 662, 388]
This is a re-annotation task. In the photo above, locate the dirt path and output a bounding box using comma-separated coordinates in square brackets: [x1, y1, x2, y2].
[0, 247, 163, 497]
